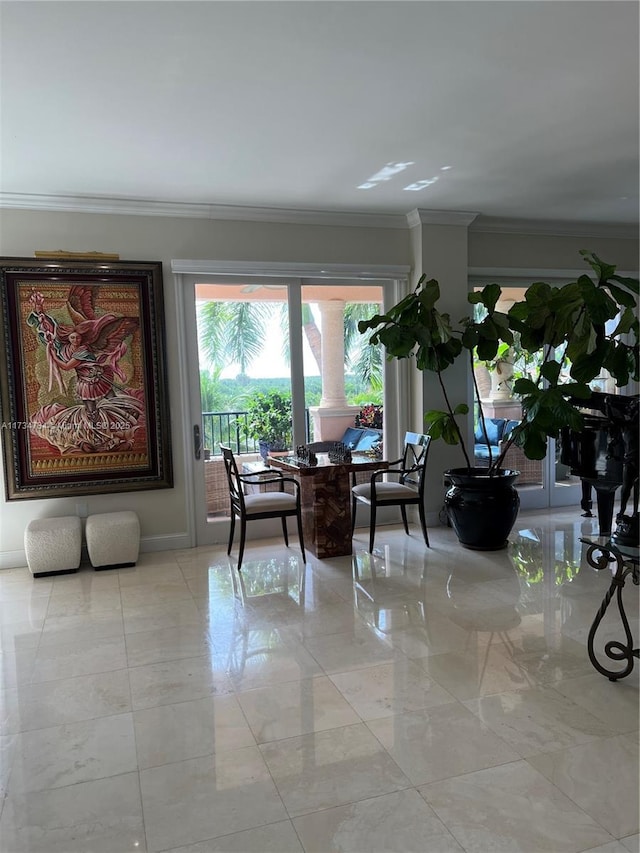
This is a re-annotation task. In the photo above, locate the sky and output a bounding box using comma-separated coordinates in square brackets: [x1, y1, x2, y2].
[219, 330, 320, 380]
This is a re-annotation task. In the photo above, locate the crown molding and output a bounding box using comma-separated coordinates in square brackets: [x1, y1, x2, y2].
[1, 193, 636, 239]
[406, 208, 479, 228]
[470, 215, 639, 240]
[0, 193, 212, 219]
[0, 193, 407, 229]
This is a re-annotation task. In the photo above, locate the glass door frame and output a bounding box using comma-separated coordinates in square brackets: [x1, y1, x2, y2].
[172, 260, 410, 547]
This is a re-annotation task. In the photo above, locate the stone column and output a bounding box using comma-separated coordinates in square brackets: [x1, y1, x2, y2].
[408, 208, 477, 503]
[319, 300, 348, 407]
[309, 299, 358, 440]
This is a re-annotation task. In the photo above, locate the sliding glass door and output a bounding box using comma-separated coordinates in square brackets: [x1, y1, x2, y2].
[177, 266, 399, 547]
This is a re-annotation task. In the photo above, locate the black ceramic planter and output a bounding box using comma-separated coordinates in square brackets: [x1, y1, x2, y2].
[444, 467, 520, 550]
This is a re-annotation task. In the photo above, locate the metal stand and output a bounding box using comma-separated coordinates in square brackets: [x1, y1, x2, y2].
[581, 538, 639, 681]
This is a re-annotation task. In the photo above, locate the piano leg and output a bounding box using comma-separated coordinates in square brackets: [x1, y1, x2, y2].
[590, 482, 619, 536]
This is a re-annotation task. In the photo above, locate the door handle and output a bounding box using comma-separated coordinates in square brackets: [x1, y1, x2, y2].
[193, 424, 202, 460]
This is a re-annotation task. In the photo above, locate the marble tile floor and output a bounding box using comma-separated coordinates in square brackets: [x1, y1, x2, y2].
[0, 507, 637, 852]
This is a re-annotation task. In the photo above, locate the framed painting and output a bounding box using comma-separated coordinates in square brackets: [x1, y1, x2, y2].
[0, 257, 173, 499]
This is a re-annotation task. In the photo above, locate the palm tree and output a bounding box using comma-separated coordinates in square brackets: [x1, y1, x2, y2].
[302, 303, 322, 370]
[198, 301, 272, 376]
[344, 303, 383, 389]
[197, 298, 382, 393]
[199, 366, 224, 412]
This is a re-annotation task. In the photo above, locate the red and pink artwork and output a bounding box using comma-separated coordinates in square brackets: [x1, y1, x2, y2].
[0, 259, 173, 499]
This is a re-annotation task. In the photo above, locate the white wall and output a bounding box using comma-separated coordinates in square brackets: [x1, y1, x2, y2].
[469, 230, 639, 271]
[0, 208, 636, 566]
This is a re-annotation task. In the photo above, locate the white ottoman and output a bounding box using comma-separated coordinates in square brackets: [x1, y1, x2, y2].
[25, 516, 82, 577]
[86, 511, 140, 569]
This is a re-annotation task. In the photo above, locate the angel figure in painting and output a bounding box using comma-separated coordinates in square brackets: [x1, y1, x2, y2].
[27, 286, 146, 454]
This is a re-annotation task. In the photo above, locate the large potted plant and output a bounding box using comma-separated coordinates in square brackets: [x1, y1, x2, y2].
[244, 390, 293, 460]
[359, 251, 639, 550]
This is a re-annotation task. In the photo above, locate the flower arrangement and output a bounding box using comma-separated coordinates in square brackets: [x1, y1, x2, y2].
[355, 404, 383, 429]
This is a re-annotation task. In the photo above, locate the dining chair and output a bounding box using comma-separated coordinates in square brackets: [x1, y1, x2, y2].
[351, 431, 432, 552]
[220, 445, 306, 571]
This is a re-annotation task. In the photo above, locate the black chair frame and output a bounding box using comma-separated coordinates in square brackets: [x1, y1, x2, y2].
[221, 445, 306, 571]
[351, 431, 431, 552]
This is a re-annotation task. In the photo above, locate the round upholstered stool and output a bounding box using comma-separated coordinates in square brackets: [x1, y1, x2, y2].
[24, 516, 82, 577]
[85, 511, 140, 569]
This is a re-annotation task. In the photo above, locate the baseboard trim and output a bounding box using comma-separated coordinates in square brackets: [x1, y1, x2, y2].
[0, 550, 28, 571]
[0, 532, 193, 570]
[139, 533, 193, 553]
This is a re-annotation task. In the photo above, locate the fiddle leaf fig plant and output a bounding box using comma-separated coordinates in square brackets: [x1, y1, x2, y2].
[359, 251, 639, 474]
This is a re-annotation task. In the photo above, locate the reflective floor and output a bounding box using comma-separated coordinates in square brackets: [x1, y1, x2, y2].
[0, 508, 638, 852]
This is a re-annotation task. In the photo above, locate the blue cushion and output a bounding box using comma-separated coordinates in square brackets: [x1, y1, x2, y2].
[474, 443, 492, 459]
[340, 427, 365, 450]
[355, 428, 382, 451]
[475, 418, 507, 447]
[504, 420, 520, 439]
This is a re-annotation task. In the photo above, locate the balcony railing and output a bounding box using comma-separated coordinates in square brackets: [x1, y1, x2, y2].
[202, 410, 312, 456]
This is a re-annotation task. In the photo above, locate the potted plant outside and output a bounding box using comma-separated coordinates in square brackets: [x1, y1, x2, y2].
[244, 390, 293, 460]
[358, 251, 639, 549]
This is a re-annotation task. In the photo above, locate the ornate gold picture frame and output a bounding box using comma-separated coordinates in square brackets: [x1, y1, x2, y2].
[0, 257, 173, 499]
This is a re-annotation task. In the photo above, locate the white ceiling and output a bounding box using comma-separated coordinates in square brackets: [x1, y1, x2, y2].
[1, 1, 638, 229]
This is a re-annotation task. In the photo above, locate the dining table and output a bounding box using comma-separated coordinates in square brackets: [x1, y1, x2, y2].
[266, 452, 388, 559]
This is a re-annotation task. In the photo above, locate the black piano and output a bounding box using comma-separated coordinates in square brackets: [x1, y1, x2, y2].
[560, 392, 639, 536]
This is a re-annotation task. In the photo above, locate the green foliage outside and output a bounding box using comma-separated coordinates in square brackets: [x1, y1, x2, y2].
[197, 298, 383, 411]
[243, 390, 293, 446]
[199, 373, 382, 454]
[200, 373, 381, 414]
[197, 297, 384, 454]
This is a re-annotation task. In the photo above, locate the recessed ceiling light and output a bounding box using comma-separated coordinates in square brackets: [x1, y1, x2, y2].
[403, 177, 439, 192]
[440, 165, 452, 171]
[357, 161, 415, 190]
